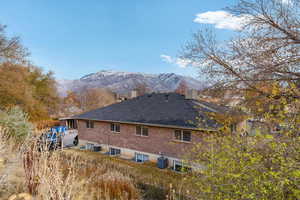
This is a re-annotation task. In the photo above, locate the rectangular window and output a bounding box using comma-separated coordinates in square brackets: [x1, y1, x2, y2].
[136, 126, 149, 136]
[136, 126, 141, 135]
[86, 120, 94, 128]
[173, 160, 192, 172]
[174, 130, 182, 140]
[109, 148, 121, 155]
[173, 160, 183, 172]
[182, 131, 191, 141]
[86, 143, 94, 151]
[142, 127, 148, 136]
[135, 153, 149, 163]
[174, 130, 191, 142]
[67, 119, 77, 129]
[110, 123, 120, 133]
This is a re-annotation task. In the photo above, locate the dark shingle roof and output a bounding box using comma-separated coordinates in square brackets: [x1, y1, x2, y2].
[73, 93, 226, 130]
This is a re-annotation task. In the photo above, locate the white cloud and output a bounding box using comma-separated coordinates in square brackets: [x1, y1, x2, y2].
[194, 11, 250, 31]
[160, 54, 173, 63]
[281, 0, 293, 4]
[175, 58, 191, 68]
[160, 54, 197, 68]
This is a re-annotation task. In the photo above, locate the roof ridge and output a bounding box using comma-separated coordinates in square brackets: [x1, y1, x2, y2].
[70, 92, 222, 130]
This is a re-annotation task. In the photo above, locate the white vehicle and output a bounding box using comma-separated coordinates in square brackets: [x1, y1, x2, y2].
[62, 129, 78, 147]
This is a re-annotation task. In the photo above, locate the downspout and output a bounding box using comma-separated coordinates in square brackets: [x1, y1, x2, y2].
[107, 124, 110, 153]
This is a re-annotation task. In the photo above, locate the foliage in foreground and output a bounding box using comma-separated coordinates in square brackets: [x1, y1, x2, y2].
[62, 150, 189, 200]
[0, 24, 59, 121]
[0, 106, 32, 143]
[0, 107, 183, 200]
[181, 0, 300, 129]
[0, 63, 59, 121]
[188, 134, 300, 200]
[23, 142, 141, 200]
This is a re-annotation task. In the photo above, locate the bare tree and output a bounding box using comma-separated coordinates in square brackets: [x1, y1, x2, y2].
[76, 88, 116, 112]
[0, 24, 28, 64]
[181, 0, 300, 123]
[182, 0, 300, 95]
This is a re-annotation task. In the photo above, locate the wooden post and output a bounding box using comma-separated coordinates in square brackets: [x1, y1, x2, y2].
[61, 131, 64, 151]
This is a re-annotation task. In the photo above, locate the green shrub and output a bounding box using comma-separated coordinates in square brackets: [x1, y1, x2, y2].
[0, 106, 32, 143]
[189, 134, 300, 200]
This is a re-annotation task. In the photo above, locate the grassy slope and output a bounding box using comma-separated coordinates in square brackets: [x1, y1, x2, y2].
[64, 149, 192, 199]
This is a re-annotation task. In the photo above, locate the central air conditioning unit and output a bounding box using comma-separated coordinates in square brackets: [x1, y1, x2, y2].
[157, 156, 168, 169]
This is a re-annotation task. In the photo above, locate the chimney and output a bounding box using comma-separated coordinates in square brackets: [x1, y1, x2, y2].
[130, 90, 138, 98]
[185, 89, 198, 100]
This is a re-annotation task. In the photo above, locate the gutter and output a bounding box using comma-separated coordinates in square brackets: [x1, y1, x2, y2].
[63, 117, 219, 132]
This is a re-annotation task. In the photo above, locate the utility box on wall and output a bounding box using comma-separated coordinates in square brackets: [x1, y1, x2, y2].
[157, 156, 168, 169]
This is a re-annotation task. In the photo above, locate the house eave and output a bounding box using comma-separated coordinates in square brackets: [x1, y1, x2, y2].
[65, 117, 218, 132]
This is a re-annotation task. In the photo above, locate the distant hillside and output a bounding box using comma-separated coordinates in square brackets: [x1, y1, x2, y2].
[57, 70, 204, 96]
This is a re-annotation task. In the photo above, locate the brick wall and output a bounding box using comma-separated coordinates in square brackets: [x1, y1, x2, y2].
[77, 120, 204, 159]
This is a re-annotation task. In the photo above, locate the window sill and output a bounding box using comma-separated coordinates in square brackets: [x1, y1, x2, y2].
[109, 154, 121, 157]
[111, 131, 120, 134]
[135, 135, 149, 138]
[172, 139, 191, 144]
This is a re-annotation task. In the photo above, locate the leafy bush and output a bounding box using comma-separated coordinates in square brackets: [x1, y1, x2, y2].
[0, 106, 32, 143]
[189, 134, 300, 200]
[0, 63, 59, 121]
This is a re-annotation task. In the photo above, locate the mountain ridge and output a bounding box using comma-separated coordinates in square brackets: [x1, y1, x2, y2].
[57, 70, 204, 96]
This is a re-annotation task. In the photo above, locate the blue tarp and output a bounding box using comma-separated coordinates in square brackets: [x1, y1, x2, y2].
[50, 126, 68, 134]
[46, 126, 68, 142]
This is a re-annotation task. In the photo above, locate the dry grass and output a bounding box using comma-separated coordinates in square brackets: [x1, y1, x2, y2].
[63, 150, 192, 200]
[82, 171, 140, 200]
[0, 127, 188, 200]
[21, 138, 141, 200]
[0, 128, 27, 199]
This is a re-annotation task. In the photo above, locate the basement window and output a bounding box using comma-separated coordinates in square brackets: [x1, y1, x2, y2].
[174, 130, 191, 142]
[173, 160, 192, 172]
[109, 148, 121, 156]
[85, 143, 94, 151]
[136, 126, 148, 136]
[86, 120, 94, 128]
[110, 123, 120, 133]
[135, 153, 149, 163]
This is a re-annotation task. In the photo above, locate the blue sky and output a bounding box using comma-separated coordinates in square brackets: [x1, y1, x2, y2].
[0, 0, 237, 80]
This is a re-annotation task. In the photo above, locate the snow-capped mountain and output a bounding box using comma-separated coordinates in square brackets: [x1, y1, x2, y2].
[57, 70, 204, 96]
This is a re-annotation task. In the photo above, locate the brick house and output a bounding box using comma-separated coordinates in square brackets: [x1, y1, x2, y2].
[62, 93, 232, 170]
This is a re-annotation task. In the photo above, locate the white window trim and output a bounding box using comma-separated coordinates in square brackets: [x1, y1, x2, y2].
[109, 147, 121, 156]
[174, 130, 191, 142]
[111, 123, 120, 133]
[86, 120, 94, 129]
[67, 119, 77, 129]
[173, 160, 192, 172]
[173, 160, 183, 171]
[135, 153, 149, 162]
[136, 125, 149, 137]
[86, 143, 94, 150]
